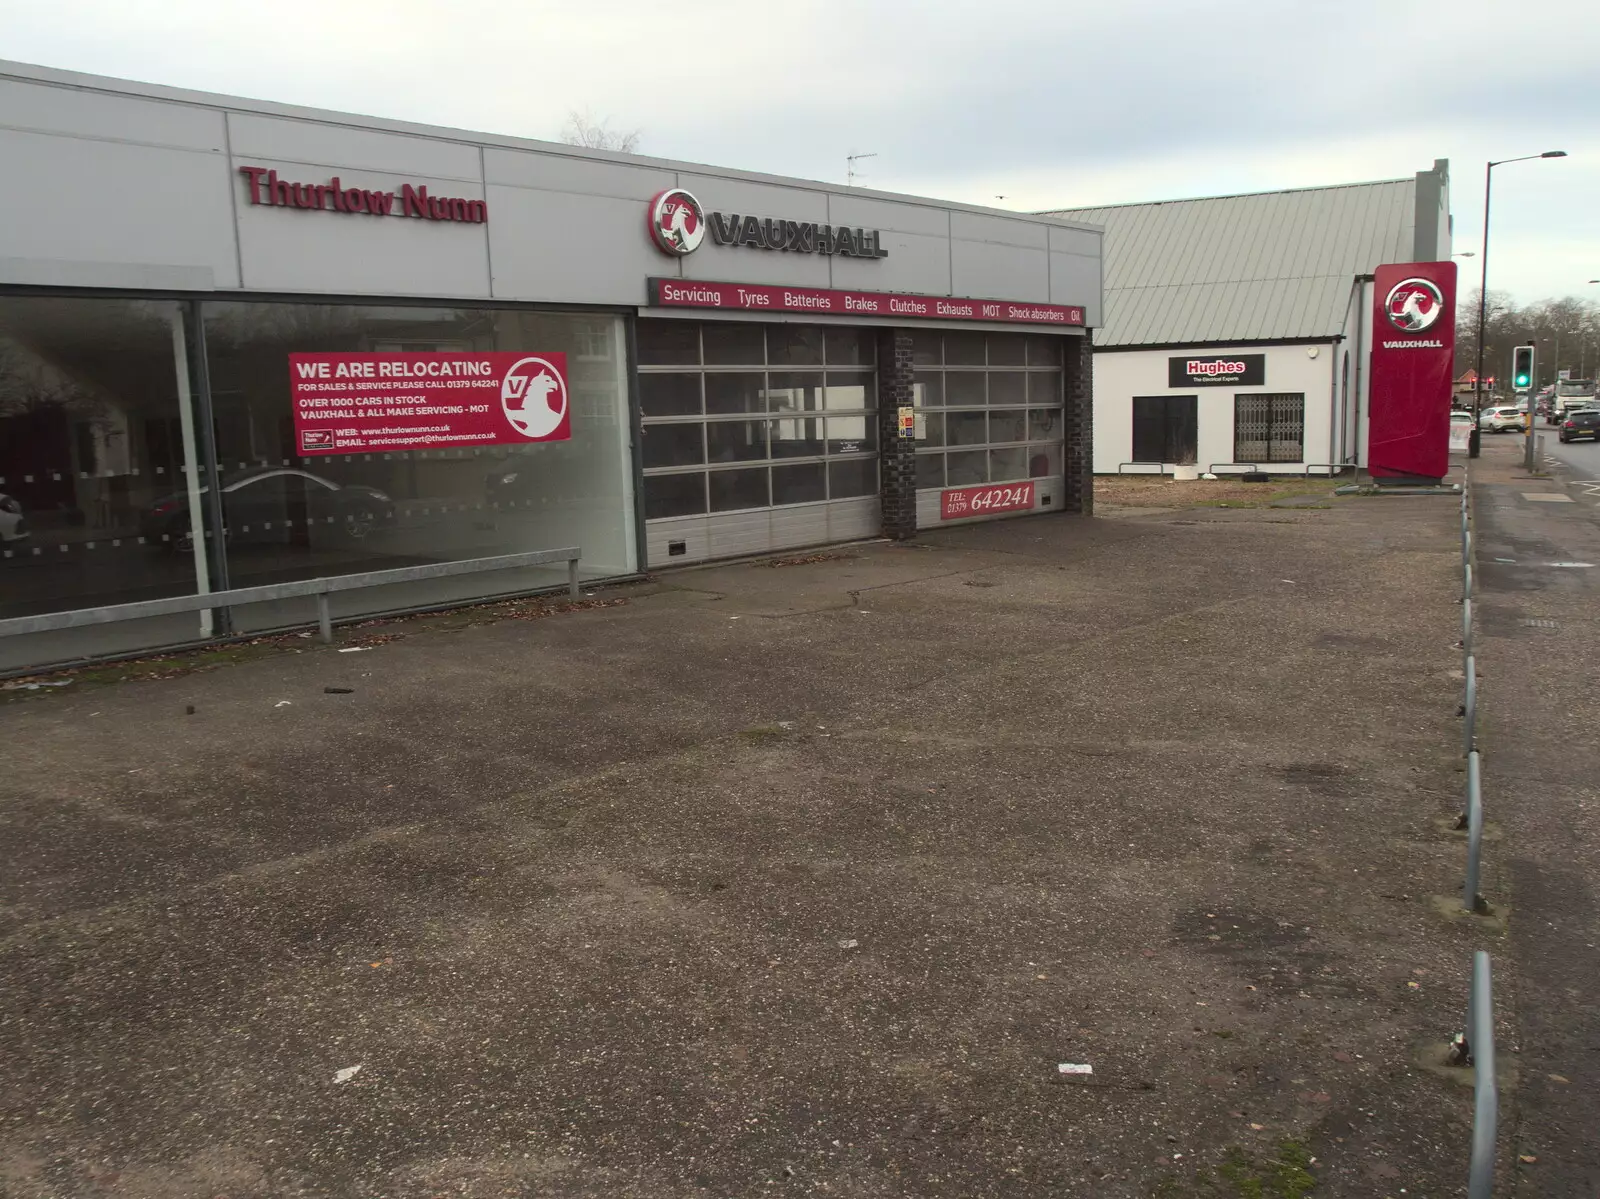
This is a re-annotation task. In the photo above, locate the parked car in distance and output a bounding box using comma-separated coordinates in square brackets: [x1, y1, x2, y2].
[1479, 406, 1526, 433]
[1557, 409, 1600, 443]
[0, 492, 28, 543]
[141, 468, 395, 552]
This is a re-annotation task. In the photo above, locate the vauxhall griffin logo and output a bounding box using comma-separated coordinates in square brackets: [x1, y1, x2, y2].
[648, 189, 705, 256]
[500, 357, 569, 439]
[1384, 277, 1445, 333]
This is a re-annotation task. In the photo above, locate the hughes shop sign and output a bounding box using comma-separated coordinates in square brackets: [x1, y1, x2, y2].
[1167, 354, 1265, 387]
[289, 352, 569, 456]
[1368, 262, 1456, 480]
[647, 188, 887, 258]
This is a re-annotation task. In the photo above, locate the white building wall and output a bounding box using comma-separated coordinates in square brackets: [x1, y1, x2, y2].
[1092, 342, 1338, 473]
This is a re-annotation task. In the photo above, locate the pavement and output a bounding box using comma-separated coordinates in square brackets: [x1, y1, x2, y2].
[0, 481, 1496, 1197]
[1468, 432, 1600, 1197]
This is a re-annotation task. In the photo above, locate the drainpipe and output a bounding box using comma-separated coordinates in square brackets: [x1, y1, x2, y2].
[1328, 336, 1339, 471]
[1350, 275, 1372, 467]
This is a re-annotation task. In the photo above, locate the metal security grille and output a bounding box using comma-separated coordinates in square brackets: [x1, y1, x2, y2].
[1234, 392, 1305, 463]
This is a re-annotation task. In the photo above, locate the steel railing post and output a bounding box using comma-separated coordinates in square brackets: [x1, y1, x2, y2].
[1466, 951, 1497, 1199]
[1462, 751, 1485, 912]
[316, 591, 334, 644]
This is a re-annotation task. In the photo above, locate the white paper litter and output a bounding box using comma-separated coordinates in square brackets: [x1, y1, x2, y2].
[337, 646, 374, 653]
[274, 700, 292, 708]
[1057, 1063, 1093, 1075]
[838, 939, 859, 949]
[334, 1064, 363, 1083]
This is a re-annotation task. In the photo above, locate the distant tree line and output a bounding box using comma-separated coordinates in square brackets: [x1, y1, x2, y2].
[1456, 291, 1600, 390]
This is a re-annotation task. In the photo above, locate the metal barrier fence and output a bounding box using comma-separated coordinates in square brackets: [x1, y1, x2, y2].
[0, 546, 583, 647]
[1457, 951, 1498, 1199]
[1116, 462, 1175, 475]
[1452, 484, 1497, 1197]
[1461, 751, 1486, 914]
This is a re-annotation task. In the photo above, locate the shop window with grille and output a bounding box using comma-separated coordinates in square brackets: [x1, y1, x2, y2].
[1233, 393, 1305, 464]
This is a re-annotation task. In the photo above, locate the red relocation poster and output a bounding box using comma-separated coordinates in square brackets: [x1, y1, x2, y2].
[941, 481, 1035, 519]
[1367, 262, 1456, 480]
[288, 352, 570, 456]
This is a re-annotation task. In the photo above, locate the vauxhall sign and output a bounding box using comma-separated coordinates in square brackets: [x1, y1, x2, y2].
[647, 188, 887, 259]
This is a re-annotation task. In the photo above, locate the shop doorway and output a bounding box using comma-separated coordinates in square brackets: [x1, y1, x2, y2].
[1132, 395, 1197, 464]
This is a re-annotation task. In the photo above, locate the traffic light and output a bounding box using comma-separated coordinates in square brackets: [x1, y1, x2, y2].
[1511, 344, 1535, 391]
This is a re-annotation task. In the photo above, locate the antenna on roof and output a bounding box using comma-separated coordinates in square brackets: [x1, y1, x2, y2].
[846, 152, 878, 187]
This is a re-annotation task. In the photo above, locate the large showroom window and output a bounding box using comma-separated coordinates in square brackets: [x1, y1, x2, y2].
[909, 331, 1064, 491]
[0, 295, 201, 667]
[636, 320, 878, 520]
[197, 303, 637, 628]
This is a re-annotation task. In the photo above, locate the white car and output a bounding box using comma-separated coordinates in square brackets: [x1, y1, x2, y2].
[1478, 407, 1526, 433]
[0, 493, 27, 543]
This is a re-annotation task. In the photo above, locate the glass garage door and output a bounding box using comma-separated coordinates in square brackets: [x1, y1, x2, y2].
[910, 330, 1065, 523]
[636, 319, 879, 566]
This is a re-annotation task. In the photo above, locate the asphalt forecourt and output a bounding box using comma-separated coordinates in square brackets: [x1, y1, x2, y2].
[1, 491, 1486, 1197]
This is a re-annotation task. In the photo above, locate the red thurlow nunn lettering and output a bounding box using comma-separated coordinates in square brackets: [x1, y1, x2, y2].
[238, 167, 487, 224]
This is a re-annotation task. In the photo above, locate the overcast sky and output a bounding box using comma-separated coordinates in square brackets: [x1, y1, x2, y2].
[5, 0, 1595, 305]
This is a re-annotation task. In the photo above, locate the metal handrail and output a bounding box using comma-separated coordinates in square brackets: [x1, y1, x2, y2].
[1463, 655, 1477, 756]
[1117, 462, 1175, 475]
[1206, 462, 1262, 475]
[0, 546, 583, 645]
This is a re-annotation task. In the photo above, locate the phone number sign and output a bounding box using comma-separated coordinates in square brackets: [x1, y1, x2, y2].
[288, 351, 570, 456]
[940, 481, 1035, 520]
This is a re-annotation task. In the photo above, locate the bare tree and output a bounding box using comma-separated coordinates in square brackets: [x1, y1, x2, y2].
[1457, 290, 1600, 391]
[559, 110, 641, 154]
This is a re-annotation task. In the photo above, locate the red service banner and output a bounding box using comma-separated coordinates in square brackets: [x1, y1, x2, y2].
[1367, 261, 1457, 480]
[650, 278, 1084, 326]
[288, 352, 570, 456]
[941, 481, 1036, 520]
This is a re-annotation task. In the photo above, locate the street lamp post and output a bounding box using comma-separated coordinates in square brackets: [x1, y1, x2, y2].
[1472, 150, 1567, 460]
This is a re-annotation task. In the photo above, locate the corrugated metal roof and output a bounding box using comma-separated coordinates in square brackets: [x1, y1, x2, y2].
[1041, 178, 1416, 346]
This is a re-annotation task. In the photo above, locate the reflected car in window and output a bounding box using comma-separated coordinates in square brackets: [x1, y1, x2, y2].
[140, 468, 394, 552]
[0, 493, 27, 544]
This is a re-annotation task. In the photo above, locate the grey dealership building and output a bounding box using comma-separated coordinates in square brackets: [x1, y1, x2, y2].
[0, 61, 1102, 671]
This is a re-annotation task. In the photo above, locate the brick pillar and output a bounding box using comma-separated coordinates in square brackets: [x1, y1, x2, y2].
[876, 328, 918, 539]
[1063, 332, 1094, 515]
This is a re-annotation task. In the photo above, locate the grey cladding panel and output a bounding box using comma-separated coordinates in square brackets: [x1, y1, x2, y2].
[1048, 225, 1100, 257]
[681, 175, 829, 222]
[484, 147, 676, 201]
[950, 211, 1049, 250]
[235, 161, 488, 296]
[228, 113, 482, 181]
[951, 239, 1049, 303]
[827, 194, 950, 238]
[0, 78, 224, 149]
[488, 185, 660, 304]
[0, 129, 239, 287]
[831, 230, 952, 295]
